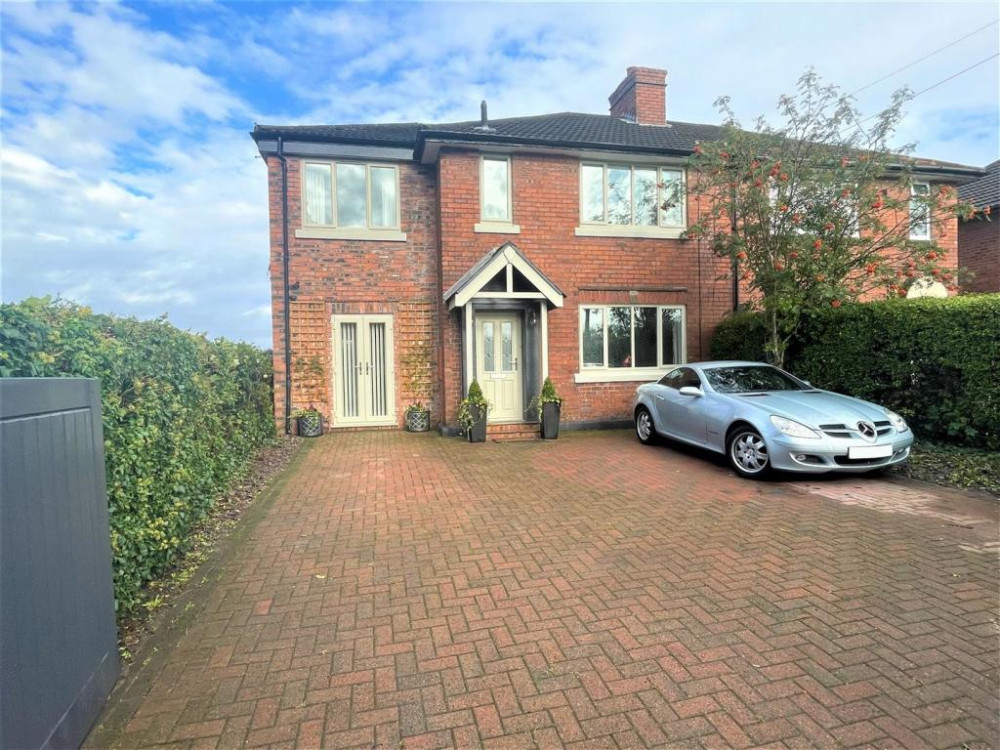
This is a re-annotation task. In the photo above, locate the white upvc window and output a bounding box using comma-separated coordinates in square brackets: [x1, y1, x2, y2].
[475, 155, 519, 234]
[576, 305, 686, 383]
[481, 156, 511, 222]
[580, 163, 686, 229]
[909, 182, 931, 240]
[301, 160, 401, 232]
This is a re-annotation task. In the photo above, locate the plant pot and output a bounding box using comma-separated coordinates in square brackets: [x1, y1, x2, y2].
[541, 402, 561, 440]
[468, 404, 487, 443]
[296, 413, 323, 438]
[406, 408, 430, 432]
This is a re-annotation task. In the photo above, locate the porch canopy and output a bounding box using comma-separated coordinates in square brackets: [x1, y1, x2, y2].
[444, 242, 564, 417]
[443, 241, 564, 311]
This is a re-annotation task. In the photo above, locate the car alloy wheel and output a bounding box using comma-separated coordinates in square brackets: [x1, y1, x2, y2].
[635, 407, 656, 445]
[729, 428, 770, 477]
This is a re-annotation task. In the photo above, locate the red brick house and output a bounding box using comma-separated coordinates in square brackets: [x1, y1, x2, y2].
[958, 160, 999, 293]
[252, 67, 979, 434]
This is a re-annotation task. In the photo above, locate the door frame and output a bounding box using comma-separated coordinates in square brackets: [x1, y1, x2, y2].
[331, 313, 396, 427]
[474, 310, 524, 423]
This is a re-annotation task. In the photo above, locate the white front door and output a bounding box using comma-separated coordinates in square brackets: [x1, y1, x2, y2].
[475, 312, 522, 422]
[332, 314, 395, 426]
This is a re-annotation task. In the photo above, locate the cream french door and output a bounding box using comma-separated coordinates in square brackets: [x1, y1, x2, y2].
[332, 314, 395, 426]
[475, 312, 522, 422]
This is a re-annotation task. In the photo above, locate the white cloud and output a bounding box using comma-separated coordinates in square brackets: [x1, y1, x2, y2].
[1, 1, 997, 347]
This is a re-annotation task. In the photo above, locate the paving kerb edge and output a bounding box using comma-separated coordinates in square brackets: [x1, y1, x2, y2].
[83, 437, 316, 748]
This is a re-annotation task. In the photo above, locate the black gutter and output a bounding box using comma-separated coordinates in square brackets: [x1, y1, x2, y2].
[276, 136, 292, 434]
[415, 130, 694, 161]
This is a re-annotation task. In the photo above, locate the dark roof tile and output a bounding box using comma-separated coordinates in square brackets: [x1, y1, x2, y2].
[958, 159, 1000, 208]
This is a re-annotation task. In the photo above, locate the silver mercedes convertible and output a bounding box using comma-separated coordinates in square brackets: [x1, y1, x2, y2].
[632, 361, 913, 478]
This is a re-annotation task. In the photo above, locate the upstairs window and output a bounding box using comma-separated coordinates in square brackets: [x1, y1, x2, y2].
[581, 164, 685, 228]
[481, 156, 512, 223]
[909, 182, 930, 240]
[302, 161, 399, 230]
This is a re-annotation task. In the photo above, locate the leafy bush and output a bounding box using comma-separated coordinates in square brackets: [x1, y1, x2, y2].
[711, 295, 1000, 449]
[0, 298, 275, 611]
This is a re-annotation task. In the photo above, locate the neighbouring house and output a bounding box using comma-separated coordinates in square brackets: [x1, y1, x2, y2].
[958, 159, 999, 293]
[251, 66, 982, 434]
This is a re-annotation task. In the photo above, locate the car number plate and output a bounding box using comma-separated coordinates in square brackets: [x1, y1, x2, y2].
[848, 444, 893, 459]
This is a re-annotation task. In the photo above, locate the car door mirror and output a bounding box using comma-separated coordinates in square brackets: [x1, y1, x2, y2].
[679, 386, 703, 397]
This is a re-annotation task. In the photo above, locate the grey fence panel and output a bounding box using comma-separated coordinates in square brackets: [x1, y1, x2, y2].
[1, 378, 120, 750]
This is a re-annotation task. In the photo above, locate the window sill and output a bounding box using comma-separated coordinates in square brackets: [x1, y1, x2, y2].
[474, 222, 520, 234]
[574, 225, 685, 239]
[295, 227, 407, 242]
[574, 368, 669, 384]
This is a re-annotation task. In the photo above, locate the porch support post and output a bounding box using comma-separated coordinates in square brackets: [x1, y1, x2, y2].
[540, 303, 549, 381]
[463, 304, 474, 394]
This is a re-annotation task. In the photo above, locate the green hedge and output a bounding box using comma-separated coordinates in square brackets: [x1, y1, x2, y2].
[0, 298, 275, 611]
[711, 295, 1000, 450]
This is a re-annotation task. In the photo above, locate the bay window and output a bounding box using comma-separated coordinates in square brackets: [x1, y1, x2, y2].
[577, 305, 685, 382]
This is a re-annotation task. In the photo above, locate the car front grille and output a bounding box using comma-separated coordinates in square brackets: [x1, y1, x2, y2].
[818, 420, 892, 439]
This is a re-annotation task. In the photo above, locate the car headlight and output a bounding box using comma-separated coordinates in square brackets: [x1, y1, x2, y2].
[769, 415, 821, 439]
[886, 410, 909, 432]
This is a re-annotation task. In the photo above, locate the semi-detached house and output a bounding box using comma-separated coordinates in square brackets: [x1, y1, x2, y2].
[251, 66, 979, 434]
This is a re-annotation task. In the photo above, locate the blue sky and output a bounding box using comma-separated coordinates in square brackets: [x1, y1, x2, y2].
[2, 1, 998, 348]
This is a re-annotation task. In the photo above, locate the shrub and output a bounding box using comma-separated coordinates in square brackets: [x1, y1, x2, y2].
[0, 298, 275, 611]
[710, 295, 1000, 450]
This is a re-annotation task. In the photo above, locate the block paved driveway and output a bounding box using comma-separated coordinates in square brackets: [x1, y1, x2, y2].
[93, 430, 999, 749]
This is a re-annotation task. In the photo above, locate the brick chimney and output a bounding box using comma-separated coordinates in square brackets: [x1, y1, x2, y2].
[608, 66, 667, 124]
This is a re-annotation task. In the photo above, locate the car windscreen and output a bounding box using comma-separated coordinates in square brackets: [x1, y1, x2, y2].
[703, 366, 807, 394]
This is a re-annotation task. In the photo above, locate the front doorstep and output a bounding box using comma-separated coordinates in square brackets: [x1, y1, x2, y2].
[486, 421, 540, 442]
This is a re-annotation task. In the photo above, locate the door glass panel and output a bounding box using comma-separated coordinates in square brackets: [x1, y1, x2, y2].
[608, 307, 631, 367]
[336, 163, 366, 227]
[482, 322, 495, 372]
[369, 322, 387, 416]
[661, 308, 683, 365]
[340, 322, 358, 417]
[634, 307, 657, 367]
[501, 322, 513, 372]
[582, 308, 604, 367]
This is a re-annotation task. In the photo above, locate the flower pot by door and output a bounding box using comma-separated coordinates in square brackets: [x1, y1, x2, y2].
[297, 414, 323, 438]
[406, 409, 430, 432]
[541, 402, 561, 440]
[468, 404, 487, 443]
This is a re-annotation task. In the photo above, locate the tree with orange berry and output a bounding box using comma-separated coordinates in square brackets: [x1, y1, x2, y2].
[685, 70, 975, 367]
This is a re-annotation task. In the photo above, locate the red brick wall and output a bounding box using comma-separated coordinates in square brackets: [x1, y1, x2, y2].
[266, 156, 440, 430]
[438, 149, 733, 426]
[608, 67, 667, 124]
[959, 214, 999, 292]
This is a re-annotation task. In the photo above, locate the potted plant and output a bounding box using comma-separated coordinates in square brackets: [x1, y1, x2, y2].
[529, 377, 563, 439]
[292, 407, 323, 438]
[405, 401, 431, 432]
[457, 379, 489, 443]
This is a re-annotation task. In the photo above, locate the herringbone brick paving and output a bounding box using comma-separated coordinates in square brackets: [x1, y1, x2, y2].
[94, 431, 999, 749]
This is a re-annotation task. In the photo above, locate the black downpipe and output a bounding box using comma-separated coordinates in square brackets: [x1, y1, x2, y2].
[730, 183, 740, 312]
[277, 137, 292, 434]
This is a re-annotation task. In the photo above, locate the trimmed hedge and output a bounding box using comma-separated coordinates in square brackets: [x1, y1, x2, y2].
[710, 295, 1000, 450]
[0, 298, 275, 611]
